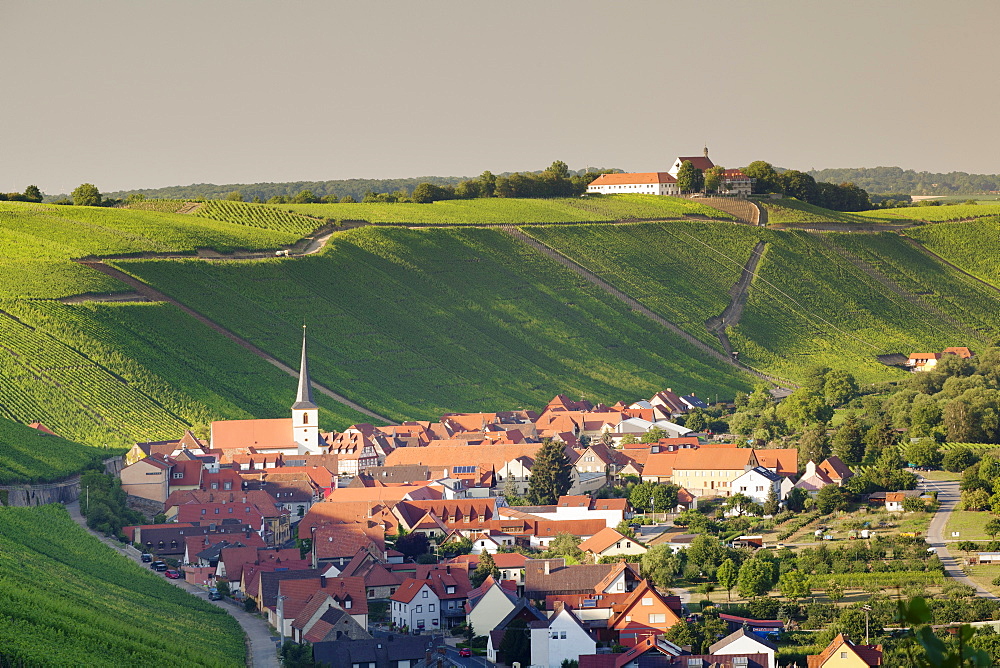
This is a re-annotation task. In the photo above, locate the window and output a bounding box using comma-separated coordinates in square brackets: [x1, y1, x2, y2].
[649, 613, 666, 624]
[550, 632, 558, 639]
[422, 590, 428, 598]
[211, 482, 219, 490]
[173, 472, 184, 479]
[641, 598, 653, 606]
[415, 605, 422, 613]
[429, 604, 435, 612]
[841, 652, 847, 659]
[446, 586, 455, 594]
[344, 599, 352, 609]
[224, 482, 232, 490]
[560, 631, 566, 639]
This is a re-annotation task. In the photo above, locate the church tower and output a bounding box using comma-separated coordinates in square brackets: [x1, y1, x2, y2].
[292, 324, 320, 454]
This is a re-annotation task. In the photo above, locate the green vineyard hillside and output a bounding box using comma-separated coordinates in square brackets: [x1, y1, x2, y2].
[0, 505, 244, 666]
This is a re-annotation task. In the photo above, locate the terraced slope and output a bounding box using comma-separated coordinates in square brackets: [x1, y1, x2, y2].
[0, 505, 244, 667]
[115, 227, 758, 422]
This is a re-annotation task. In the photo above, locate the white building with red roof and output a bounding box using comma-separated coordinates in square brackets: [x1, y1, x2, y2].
[586, 172, 679, 196]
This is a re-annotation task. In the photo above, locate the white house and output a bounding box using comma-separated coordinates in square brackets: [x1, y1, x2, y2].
[390, 579, 440, 632]
[465, 576, 519, 638]
[729, 467, 787, 507]
[709, 628, 777, 668]
[530, 604, 596, 668]
[615, 418, 691, 439]
[586, 172, 680, 196]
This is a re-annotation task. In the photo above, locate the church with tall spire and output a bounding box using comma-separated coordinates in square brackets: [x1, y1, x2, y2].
[291, 324, 320, 454]
[209, 324, 327, 457]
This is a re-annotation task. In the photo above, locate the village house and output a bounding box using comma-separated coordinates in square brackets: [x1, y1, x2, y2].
[530, 603, 597, 668]
[465, 576, 521, 636]
[709, 628, 778, 668]
[577, 527, 647, 560]
[524, 559, 640, 601]
[806, 633, 883, 667]
[390, 579, 440, 632]
[728, 467, 789, 508]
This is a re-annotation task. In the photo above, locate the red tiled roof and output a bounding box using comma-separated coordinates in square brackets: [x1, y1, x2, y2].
[588, 172, 677, 186]
[578, 528, 632, 554]
[943, 346, 973, 358]
[212, 418, 295, 449]
[390, 578, 432, 603]
[641, 452, 679, 478]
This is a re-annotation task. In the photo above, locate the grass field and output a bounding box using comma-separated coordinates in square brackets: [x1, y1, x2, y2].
[282, 194, 737, 225]
[0, 505, 244, 666]
[855, 204, 1000, 223]
[115, 226, 757, 422]
[945, 511, 992, 541]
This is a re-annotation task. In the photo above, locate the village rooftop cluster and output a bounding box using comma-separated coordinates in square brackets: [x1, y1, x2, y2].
[116, 331, 881, 668]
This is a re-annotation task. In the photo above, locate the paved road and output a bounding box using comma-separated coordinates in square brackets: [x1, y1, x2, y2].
[921, 477, 999, 600]
[64, 501, 281, 667]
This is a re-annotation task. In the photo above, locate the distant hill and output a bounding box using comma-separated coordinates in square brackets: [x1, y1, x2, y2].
[81, 167, 618, 203]
[807, 166, 1000, 196]
[97, 176, 469, 203]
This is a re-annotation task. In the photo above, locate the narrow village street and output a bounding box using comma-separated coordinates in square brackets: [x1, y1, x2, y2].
[64, 500, 281, 668]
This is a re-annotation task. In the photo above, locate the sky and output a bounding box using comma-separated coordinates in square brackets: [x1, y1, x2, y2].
[2, 0, 999, 195]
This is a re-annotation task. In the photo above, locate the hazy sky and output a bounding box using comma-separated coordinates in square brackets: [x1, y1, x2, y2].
[3, 0, 998, 195]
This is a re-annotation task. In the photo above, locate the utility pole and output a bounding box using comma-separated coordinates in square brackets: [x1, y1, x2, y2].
[862, 604, 872, 645]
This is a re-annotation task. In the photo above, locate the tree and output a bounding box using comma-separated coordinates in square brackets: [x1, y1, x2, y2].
[641, 544, 683, 588]
[498, 618, 530, 666]
[832, 416, 866, 463]
[685, 409, 708, 433]
[944, 448, 979, 473]
[816, 484, 848, 514]
[652, 484, 680, 513]
[763, 486, 780, 516]
[479, 171, 496, 198]
[743, 161, 779, 194]
[717, 558, 738, 601]
[826, 580, 844, 603]
[798, 424, 831, 470]
[547, 532, 582, 560]
[776, 170, 818, 202]
[986, 519, 1000, 540]
[823, 370, 859, 406]
[23, 185, 42, 202]
[471, 551, 500, 587]
[339, 195, 357, 203]
[724, 493, 755, 517]
[704, 166, 725, 194]
[526, 439, 573, 505]
[394, 532, 430, 559]
[777, 388, 834, 430]
[784, 486, 809, 513]
[737, 557, 777, 598]
[293, 189, 317, 203]
[72, 183, 102, 206]
[905, 439, 943, 469]
[676, 160, 703, 194]
[224, 190, 243, 201]
[778, 570, 811, 603]
[629, 481, 653, 513]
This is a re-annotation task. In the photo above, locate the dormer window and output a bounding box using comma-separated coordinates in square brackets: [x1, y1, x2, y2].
[446, 586, 455, 594]
[224, 482, 232, 490]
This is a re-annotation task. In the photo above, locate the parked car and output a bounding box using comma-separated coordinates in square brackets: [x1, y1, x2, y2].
[459, 649, 472, 657]
[150, 561, 168, 572]
[140, 553, 152, 563]
[164, 569, 182, 579]
[208, 589, 222, 600]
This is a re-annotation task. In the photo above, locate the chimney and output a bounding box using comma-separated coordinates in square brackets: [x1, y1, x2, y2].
[544, 561, 550, 576]
[320, 575, 327, 588]
[446, 565, 451, 574]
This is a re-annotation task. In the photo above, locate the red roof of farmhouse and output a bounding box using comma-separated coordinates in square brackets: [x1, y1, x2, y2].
[589, 172, 677, 186]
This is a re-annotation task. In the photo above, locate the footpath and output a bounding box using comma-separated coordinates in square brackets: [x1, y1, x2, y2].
[64, 500, 281, 668]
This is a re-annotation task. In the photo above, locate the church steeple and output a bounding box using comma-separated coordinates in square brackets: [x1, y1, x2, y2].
[291, 324, 320, 454]
[292, 324, 317, 410]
